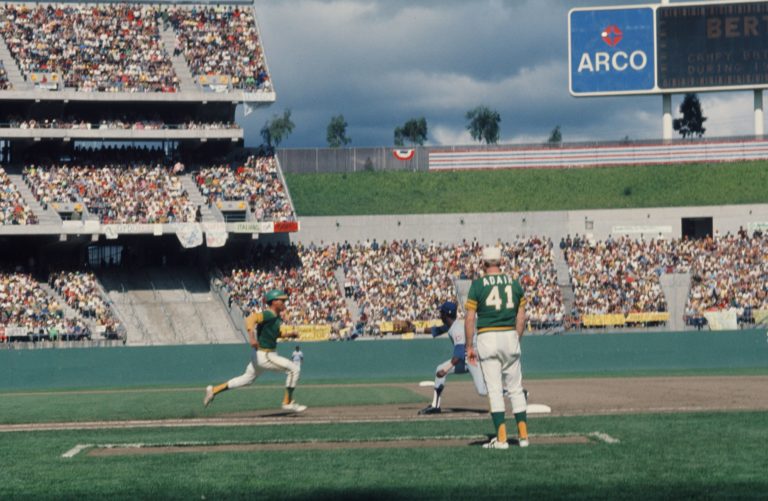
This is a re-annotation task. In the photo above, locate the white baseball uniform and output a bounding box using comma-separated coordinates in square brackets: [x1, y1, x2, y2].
[431, 319, 487, 403]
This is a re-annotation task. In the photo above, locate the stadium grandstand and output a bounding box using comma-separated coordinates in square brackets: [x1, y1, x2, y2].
[0, 1, 766, 349]
[0, 0, 297, 347]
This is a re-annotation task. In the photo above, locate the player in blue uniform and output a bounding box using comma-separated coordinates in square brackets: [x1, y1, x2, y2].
[418, 301, 488, 415]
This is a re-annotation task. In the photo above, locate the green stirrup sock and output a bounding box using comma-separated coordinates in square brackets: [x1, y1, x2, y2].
[491, 411, 505, 432]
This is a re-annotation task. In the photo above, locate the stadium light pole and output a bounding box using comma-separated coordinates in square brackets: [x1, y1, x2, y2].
[661, 0, 673, 142]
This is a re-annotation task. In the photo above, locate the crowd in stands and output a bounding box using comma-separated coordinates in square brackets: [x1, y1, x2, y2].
[1, 4, 178, 92]
[168, 6, 271, 92]
[0, 167, 37, 225]
[195, 156, 295, 221]
[217, 239, 563, 334]
[562, 235, 681, 317]
[219, 234, 765, 333]
[0, 271, 127, 342]
[562, 231, 767, 327]
[218, 243, 349, 325]
[3, 118, 238, 130]
[50, 271, 121, 336]
[0, 273, 61, 330]
[0, 62, 10, 90]
[23, 164, 197, 224]
[343, 238, 563, 329]
[683, 230, 768, 324]
[342, 240, 459, 327]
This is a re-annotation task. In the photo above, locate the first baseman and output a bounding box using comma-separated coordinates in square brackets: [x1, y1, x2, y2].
[418, 301, 487, 415]
[204, 289, 306, 412]
[465, 246, 529, 449]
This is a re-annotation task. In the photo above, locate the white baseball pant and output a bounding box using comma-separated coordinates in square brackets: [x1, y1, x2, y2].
[476, 329, 527, 414]
[227, 349, 301, 389]
[434, 359, 488, 396]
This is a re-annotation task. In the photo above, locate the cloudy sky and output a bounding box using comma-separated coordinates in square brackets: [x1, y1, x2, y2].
[239, 0, 760, 147]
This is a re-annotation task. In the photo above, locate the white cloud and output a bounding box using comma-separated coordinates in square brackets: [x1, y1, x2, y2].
[430, 125, 474, 146]
[691, 92, 760, 138]
[244, 0, 767, 147]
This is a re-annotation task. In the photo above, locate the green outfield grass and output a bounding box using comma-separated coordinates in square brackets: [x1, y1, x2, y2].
[1, 412, 766, 500]
[285, 161, 768, 215]
[0, 385, 422, 424]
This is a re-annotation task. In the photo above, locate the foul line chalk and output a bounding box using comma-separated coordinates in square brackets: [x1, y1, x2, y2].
[588, 432, 620, 444]
[62, 444, 93, 458]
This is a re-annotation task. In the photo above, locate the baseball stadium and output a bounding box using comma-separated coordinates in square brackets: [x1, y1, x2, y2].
[0, 0, 767, 499]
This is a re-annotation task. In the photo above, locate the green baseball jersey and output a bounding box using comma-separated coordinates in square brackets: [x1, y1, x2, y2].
[465, 273, 525, 333]
[245, 309, 283, 350]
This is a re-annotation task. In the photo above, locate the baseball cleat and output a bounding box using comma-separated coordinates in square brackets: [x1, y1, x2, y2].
[519, 438, 530, 448]
[482, 437, 509, 450]
[203, 385, 215, 407]
[418, 406, 442, 415]
[282, 401, 307, 413]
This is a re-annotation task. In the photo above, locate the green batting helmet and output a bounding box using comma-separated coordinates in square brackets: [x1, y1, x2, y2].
[265, 289, 289, 303]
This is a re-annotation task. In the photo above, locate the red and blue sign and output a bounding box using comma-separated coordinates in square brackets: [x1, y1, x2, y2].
[569, 7, 656, 95]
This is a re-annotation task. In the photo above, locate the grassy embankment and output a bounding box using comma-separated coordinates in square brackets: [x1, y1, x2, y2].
[285, 161, 768, 215]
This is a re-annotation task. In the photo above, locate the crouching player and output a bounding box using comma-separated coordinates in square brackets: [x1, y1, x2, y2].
[204, 289, 306, 412]
[418, 301, 488, 415]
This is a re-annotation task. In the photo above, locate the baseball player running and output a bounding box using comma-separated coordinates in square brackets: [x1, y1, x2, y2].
[418, 301, 487, 415]
[204, 289, 306, 413]
[465, 247, 529, 449]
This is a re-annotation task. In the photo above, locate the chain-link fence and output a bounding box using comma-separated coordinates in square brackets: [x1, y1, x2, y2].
[276, 147, 428, 173]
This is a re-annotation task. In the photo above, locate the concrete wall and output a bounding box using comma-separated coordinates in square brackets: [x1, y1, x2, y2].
[1, 330, 766, 390]
[292, 203, 768, 244]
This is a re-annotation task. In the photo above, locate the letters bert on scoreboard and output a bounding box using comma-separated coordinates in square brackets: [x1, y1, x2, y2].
[657, 1, 768, 90]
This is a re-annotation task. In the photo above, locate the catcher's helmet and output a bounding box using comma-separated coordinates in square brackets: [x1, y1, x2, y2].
[439, 301, 457, 318]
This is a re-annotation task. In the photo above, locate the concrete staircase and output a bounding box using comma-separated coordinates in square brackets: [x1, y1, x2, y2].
[554, 247, 575, 317]
[180, 174, 224, 223]
[160, 27, 197, 92]
[98, 267, 240, 346]
[7, 173, 62, 225]
[659, 273, 692, 331]
[40, 282, 101, 334]
[0, 37, 31, 89]
[454, 278, 471, 310]
[39, 283, 81, 321]
[335, 267, 359, 322]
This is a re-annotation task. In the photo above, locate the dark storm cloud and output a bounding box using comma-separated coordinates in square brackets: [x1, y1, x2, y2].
[241, 0, 758, 147]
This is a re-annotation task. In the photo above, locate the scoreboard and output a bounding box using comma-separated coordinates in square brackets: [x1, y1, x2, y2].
[570, 0, 768, 96]
[658, 1, 768, 89]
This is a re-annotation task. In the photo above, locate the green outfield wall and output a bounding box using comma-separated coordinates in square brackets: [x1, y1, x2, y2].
[1, 330, 766, 391]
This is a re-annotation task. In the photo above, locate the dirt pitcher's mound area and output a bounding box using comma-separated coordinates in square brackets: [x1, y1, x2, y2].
[87, 435, 591, 457]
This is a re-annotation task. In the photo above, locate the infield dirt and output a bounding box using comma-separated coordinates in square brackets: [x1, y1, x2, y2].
[2, 375, 766, 434]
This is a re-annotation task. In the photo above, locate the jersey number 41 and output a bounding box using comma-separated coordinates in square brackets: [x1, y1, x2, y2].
[485, 285, 514, 311]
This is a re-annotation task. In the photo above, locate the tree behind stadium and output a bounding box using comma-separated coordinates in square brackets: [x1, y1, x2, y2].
[547, 125, 562, 145]
[327, 114, 351, 148]
[261, 109, 295, 148]
[673, 93, 707, 138]
[466, 106, 501, 144]
[394, 117, 428, 146]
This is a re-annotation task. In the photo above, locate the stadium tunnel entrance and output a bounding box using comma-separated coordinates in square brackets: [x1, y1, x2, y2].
[681, 217, 713, 239]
